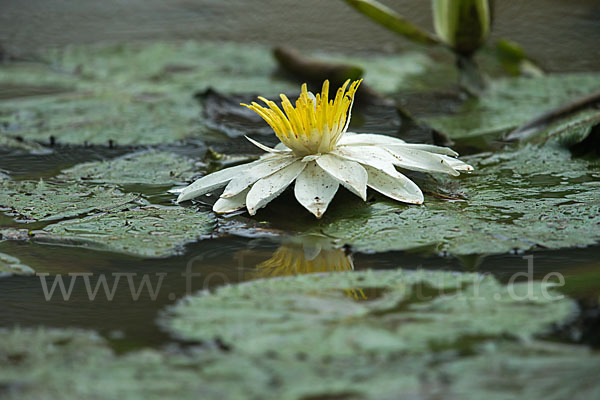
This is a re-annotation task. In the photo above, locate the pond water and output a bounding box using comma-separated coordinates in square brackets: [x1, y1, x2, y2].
[1, 125, 599, 353]
[1, 236, 600, 352]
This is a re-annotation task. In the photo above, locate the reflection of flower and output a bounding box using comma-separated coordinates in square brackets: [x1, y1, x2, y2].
[255, 243, 353, 278]
[176, 80, 472, 217]
[254, 237, 366, 300]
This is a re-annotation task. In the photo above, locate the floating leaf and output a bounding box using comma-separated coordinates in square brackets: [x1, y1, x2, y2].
[0, 42, 298, 145]
[0, 328, 233, 400]
[422, 73, 600, 141]
[58, 151, 198, 185]
[438, 341, 600, 399]
[0, 135, 48, 154]
[316, 144, 600, 255]
[39, 206, 215, 258]
[2, 304, 595, 399]
[163, 269, 575, 357]
[0, 180, 140, 222]
[0, 252, 34, 277]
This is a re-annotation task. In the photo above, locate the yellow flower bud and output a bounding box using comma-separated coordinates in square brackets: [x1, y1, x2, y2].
[432, 0, 491, 55]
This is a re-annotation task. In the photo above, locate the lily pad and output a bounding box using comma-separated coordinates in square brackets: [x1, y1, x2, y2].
[0, 135, 48, 154]
[438, 341, 600, 400]
[0, 42, 298, 146]
[0, 328, 234, 400]
[39, 206, 215, 258]
[519, 108, 600, 147]
[2, 308, 594, 399]
[0, 180, 140, 222]
[421, 73, 600, 141]
[58, 151, 198, 185]
[0, 252, 35, 277]
[316, 144, 600, 255]
[163, 269, 575, 357]
[0, 326, 432, 400]
[0, 41, 463, 147]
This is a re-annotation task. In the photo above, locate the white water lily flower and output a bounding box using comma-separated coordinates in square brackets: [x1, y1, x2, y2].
[176, 79, 473, 218]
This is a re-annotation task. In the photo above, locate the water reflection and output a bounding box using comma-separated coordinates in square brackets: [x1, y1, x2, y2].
[251, 235, 367, 300]
[1, 235, 599, 350]
[253, 235, 353, 279]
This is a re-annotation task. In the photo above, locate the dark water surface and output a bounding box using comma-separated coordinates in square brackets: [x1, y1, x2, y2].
[1, 0, 599, 72]
[1, 235, 599, 352]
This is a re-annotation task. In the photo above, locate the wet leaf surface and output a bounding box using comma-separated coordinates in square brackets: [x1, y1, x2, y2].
[0, 180, 140, 222]
[420, 73, 600, 142]
[39, 206, 215, 258]
[0, 42, 299, 146]
[163, 269, 575, 356]
[0, 135, 48, 154]
[0, 328, 231, 400]
[58, 150, 198, 185]
[313, 144, 600, 255]
[0, 252, 34, 277]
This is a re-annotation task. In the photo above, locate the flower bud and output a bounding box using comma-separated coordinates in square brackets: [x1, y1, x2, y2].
[432, 0, 491, 56]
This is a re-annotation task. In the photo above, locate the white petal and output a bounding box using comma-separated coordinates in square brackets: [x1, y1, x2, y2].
[245, 136, 291, 154]
[398, 143, 458, 157]
[246, 160, 306, 215]
[439, 155, 474, 171]
[177, 162, 260, 203]
[342, 90, 357, 134]
[221, 155, 296, 198]
[365, 165, 424, 205]
[385, 145, 460, 176]
[213, 189, 249, 214]
[333, 146, 400, 178]
[338, 133, 406, 146]
[316, 154, 368, 201]
[294, 161, 340, 218]
[339, 133, 460, 157]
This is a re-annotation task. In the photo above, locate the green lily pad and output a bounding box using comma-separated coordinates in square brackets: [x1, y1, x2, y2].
[0, 326, 434, 400]
[0, 252, 35, 277]
[317, 144, 600, 255]
[2, 309, 594, 399]
[0, 135, 48, 153]
[422, 73, 600, 140]
[58, 151, 198, 185]
[0, 42, 298, 146]
[438, 341, 600, 400]
[519, 108, 600, 147]
[0, 41, 462, 147]
[0, 180, 140, 222]
[163, 269, 575, 357]
[39, 206, 215, 258]
[0, 328, 235, 400]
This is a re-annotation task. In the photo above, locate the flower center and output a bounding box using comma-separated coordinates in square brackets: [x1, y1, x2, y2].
[242, 79, 362, 156]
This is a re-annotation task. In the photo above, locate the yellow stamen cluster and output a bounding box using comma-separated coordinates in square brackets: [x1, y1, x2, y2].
[242, 79, 362, 156]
